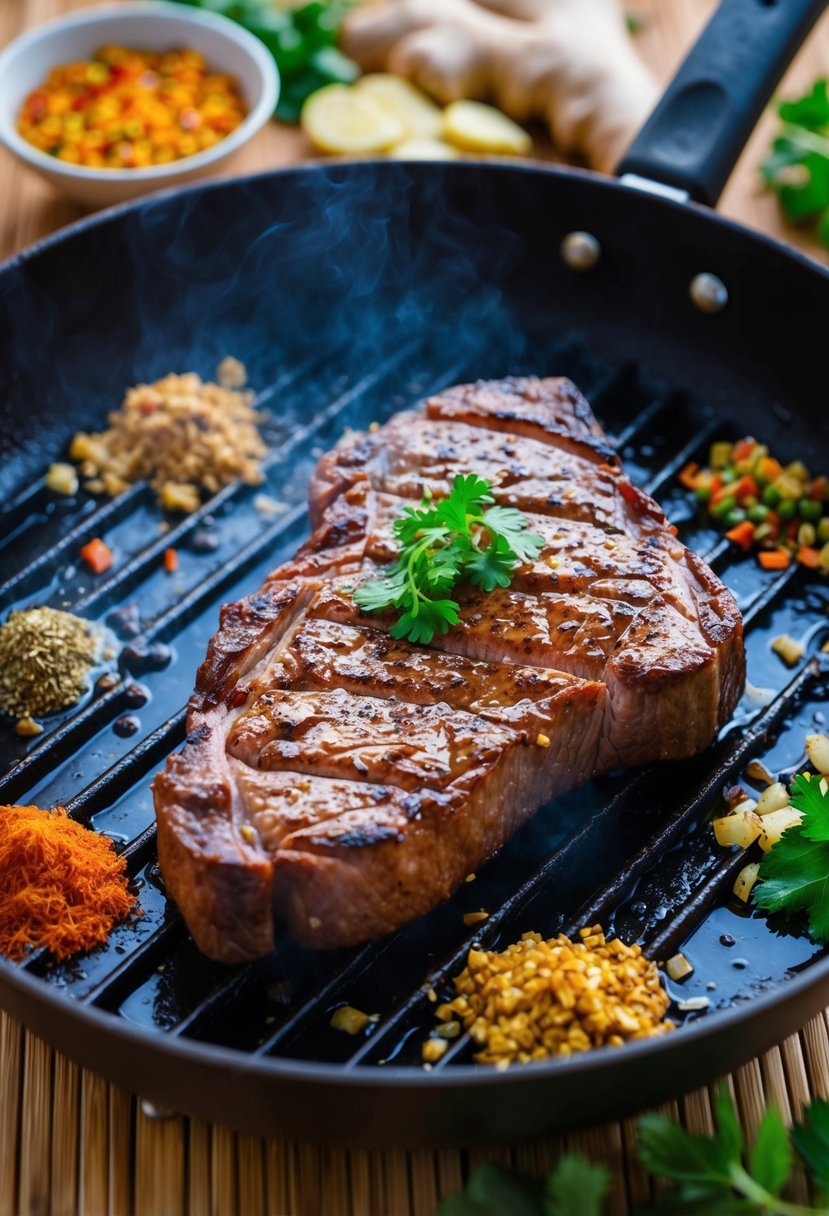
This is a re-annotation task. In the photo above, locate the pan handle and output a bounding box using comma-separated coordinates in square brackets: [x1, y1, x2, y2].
[617, 0, 827, 207]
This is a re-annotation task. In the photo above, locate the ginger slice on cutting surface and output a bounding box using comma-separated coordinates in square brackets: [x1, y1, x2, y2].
[342, 0, 658, 171]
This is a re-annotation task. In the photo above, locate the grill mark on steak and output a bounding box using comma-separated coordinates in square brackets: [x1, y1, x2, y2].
[153, 375, 745, 961]
[310, 415, 629, 531]
[423, 376, 619, 464]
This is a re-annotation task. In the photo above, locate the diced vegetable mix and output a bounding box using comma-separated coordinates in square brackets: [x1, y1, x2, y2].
[18, 45, 247, 168]
[172, 0, 360, 122]
[680, 436, 829, 572]
[80, 537, 114, 574]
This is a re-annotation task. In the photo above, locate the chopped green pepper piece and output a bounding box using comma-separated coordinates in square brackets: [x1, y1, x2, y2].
[710, 495, 737, 519]
[799, 497, 823, 521]
[723, 507, 747, 528]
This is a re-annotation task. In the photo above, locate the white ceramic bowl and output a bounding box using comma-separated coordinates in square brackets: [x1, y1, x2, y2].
[0, 2, 279, 208]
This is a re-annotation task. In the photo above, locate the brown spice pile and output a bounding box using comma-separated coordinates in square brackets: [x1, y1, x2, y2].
[434, 926, 672, 1068]
[69, 364, 265, 513]
[0, 607, 100, 721]
[0, 805, 136, 961]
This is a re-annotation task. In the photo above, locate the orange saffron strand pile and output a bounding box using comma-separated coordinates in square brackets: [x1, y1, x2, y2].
[0, 805, 136, 961]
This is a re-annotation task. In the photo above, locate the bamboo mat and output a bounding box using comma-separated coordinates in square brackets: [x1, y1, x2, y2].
[4, 1006, 829, 1214]
[3, 1, 829, 1213]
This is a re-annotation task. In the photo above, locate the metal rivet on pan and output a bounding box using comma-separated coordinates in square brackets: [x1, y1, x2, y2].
[560, 231, 601, 271]
[689, 272, 728, 313]
[140, 1099, 178, 1121]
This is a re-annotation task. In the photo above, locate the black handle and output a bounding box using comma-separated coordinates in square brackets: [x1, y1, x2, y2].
[618, 0, 827, 206]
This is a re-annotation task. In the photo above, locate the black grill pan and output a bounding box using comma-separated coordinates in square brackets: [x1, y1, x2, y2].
[1, 0, 829, 1145]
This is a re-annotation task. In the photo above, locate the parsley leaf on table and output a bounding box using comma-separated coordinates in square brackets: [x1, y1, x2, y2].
[753, 774, 829, 944]
[353, 474, 543, 645]
[436, 1156, 609, 1216]
[762, 78, 829, 249]
[544, 1155, 610, 1216]
[639, 1089, 820, 1216]
[791, 1098, 829, 1199]
[441, 1092, 829, 1215]
[748, 1107, 793, 1198]
[438, 1163, 544, 1216]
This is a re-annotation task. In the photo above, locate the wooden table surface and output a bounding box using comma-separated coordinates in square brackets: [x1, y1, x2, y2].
[2, 3, 829, 1215]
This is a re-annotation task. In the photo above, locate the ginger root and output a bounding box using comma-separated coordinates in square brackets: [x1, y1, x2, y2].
[342, 0, 658, 172]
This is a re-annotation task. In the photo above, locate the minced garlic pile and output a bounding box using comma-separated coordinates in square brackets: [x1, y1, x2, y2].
[432, 926, 672, 1068]
[68, 361, 264, 513]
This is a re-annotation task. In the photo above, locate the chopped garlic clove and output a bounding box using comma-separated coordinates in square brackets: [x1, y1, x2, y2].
[805, 733, 829, 776]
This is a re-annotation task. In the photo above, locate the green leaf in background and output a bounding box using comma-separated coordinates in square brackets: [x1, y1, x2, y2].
[754, 773, 829, 944]
[779, 79, 829, 132]
[169, 0, 360, 123]
[544, 1154, 609, 1216]
[440, 1094, 829, 1215]
[439, 1163, 545, 1216]
[747, 1108, 792, 1197]
[762, 78, 829, 246]
[791, 1099, 829, 1199]
[638, 1089, 741, 1187]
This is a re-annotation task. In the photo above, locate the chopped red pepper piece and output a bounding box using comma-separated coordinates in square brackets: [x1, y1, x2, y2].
[732, 438, 757, 461]
[678, 462, 700, 490]
[731, 474, 759, 502]
[725, 521, 756, 551]
[758, 549, 792, 571]
[797, 545, 821, 570]
[163, 548, 178, 575]
[80, 538, 113, 574]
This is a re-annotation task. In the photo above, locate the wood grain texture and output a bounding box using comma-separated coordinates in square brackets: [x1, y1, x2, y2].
[2, 1, 829, 1213]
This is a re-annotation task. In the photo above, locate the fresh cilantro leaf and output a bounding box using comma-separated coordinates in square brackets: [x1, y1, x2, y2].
[466, 533, 518, 592]
[790, 773, 829, 841]
[791, 1098, 829, 1198]
[544, 1154, 609, 1216]
[440, 1093, 829, 1216]
[646, 1196, 756, 1214]
[763, 80, 829, 247]
[439, 1163, 544, 1216]
[436, 474, 494, 534]
[392, 503, 441, 548]
[779, 79, 829, 132]
[754, 773, 829, 944]
[754, 831, 829, 942]
[353, 570, 407, 613]
[427, 539, 471, 589]
[351, 474, 541, 644]
[389, 599, 460, 645]
[748, 1108, 791, 1196]
[482, 505, 544, 564]
[638, 1088, 741, 1186]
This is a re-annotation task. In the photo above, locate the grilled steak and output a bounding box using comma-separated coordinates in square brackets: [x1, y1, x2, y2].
[153, 376, 745, 962]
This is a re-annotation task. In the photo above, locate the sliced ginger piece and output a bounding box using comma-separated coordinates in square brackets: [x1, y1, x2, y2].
[302, 84, 404, 154]
[356, 74, 443, 140]
[389, 136, 461, 160]
[442, 99, 531, 155]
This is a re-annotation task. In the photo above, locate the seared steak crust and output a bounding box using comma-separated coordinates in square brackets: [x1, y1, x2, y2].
[154, 375, 744, 961]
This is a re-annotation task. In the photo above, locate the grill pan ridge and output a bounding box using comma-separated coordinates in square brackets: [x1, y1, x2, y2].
[2, 132, 829, 1144]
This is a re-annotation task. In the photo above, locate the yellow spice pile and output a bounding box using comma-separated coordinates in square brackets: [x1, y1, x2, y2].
[435, 926, 673, 1068]
[69, 361, 265, 513]
[0, 607, 100, 724]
